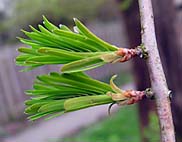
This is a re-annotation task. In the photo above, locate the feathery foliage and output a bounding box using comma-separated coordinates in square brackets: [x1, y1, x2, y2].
[25, 72, 119, 120]
[16, 16, 123, 73]
[16, 16, 143, 121]
[24, 72, 136, 120]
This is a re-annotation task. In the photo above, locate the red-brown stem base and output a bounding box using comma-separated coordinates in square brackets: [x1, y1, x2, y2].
[117, 90, 145, 105]
[116, 48, 138, 62]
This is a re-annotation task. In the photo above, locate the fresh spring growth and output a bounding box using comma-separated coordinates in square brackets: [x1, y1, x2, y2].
[16, 16, 143, 73]
[16, 16, 148, 121]
[25, 72, 145, 120]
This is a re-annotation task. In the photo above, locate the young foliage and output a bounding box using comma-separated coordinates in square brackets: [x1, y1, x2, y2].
[25, 72, 144, 120]
[16, 16, 147, 121]
[16, 16, 139, 73]
[25, 72, 111, 120]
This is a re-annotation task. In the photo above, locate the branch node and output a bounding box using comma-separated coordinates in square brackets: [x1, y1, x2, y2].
[144, 88, 155, 99]
[144, 88, 172, 101]
[168, 90, 173, 100]
[136, 43, 148, 59]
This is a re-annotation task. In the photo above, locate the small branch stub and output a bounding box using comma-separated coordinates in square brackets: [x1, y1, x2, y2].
[116, 45, 148, 63]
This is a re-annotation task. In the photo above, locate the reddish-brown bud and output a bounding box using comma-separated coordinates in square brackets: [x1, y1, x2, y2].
[123, 90, 145, 105]
[116, 48, 138, 62]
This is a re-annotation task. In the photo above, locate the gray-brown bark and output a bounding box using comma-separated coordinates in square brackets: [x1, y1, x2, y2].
[138, 0, 176, 141]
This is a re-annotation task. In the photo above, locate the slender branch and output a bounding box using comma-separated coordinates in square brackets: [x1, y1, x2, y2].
[138, 0, 176, 141]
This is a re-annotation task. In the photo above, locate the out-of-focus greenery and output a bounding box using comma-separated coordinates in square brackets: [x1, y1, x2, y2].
[2, 0, 105, 30]
[144, 112, 160, 142]
[61, 105, 160, 142]
[62, 105, 141, 142]
[119, 0, 133, 11]
[100, 71, 133, 86]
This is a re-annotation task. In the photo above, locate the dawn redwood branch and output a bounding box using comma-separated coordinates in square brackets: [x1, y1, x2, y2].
[138, 0, 176, 141]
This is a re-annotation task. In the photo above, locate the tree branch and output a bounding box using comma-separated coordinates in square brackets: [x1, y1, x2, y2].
[138, 0, 176, 141]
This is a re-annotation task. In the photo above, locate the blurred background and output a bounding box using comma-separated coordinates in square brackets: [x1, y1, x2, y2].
[0, 0, 181, 142]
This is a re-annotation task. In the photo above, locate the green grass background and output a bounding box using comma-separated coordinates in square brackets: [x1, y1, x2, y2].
[63, 105, 141, 142]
